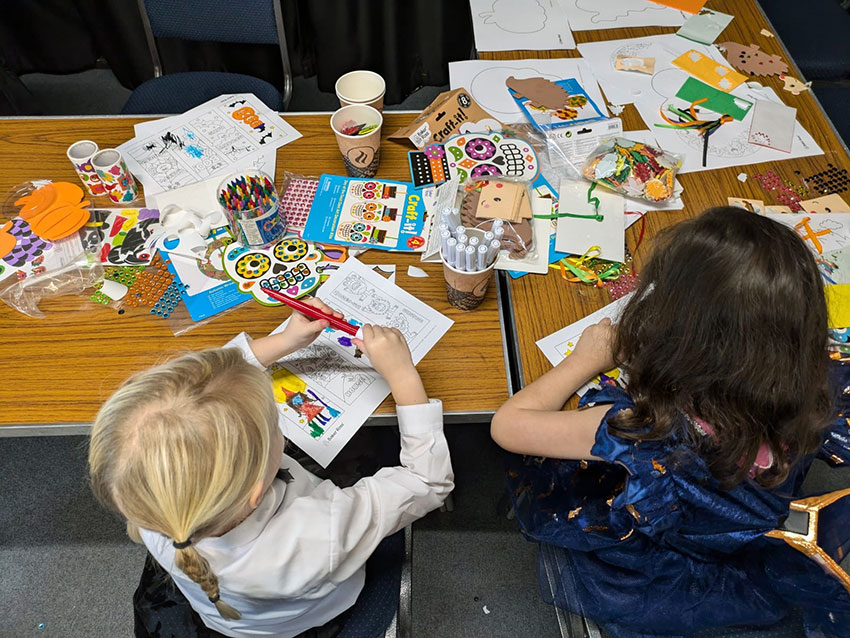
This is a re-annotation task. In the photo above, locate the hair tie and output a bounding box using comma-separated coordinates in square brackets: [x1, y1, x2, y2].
[172, 538, 192, 549]
[208, 593, 220, 604]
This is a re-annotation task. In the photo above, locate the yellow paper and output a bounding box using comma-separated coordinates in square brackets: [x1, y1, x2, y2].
[826, 284, 850, 329]
[672, 50, 746, 92]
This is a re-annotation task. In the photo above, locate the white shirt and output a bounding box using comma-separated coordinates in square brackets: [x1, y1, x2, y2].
[140, 333, 454, 638]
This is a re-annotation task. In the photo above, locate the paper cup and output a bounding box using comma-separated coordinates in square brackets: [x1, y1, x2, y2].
[330, 104, 383, 178]
[91, 149, 139, 203]
[67, 140, 106, 196]
[335, 70, 386, 111]
[441, 256, 495, 311]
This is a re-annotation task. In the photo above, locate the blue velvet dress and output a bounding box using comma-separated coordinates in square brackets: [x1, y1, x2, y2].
[506, 363, 850, 638]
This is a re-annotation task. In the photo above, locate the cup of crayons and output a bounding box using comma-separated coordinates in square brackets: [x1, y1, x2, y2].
[438, 207, 502, 311]
[218, 171, 286, 249]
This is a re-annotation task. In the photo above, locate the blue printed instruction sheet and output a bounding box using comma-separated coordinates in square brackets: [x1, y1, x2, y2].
[302, 175, 428, 252]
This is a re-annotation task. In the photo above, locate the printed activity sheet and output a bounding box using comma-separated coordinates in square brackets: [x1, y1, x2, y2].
[536, 293, 633, 396]
[119, 93, 298, 196]
[768, 213, 850, 255]
[268, 257, 453, 466]
[449, 59, 608, 124]
[470, 0, 575, 51]
[561, 0, 687, 31]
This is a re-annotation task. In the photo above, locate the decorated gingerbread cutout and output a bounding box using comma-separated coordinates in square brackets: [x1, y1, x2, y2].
[718, 42, 788, 77]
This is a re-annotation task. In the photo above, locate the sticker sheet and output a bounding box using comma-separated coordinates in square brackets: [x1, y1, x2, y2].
[469, 0, 575, 51]
[302, 176, 427, 251]
[223, 237, 347, 304]
[280, 178, 320, 234]
[408, 144, 451, 189]
[118, 93, 300, 195]
[266, 257, 453, 467]
[443, 132, 539, 184]
[83, 208, 160, 266]
[536, 293, 634, 396]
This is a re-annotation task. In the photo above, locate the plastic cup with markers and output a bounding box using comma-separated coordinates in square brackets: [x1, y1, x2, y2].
[438, 214, 500, 311]
[218, 171, 287, 249]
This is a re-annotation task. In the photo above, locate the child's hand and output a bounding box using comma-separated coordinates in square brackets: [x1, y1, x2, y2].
[570, 318, 616, 373]
[352, 325, 428, 406]
[281, 297, 344, 351]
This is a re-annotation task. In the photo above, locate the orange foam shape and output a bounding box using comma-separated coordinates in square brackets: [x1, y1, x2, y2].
[0, 221, 16, 259]
[29, 205, 90, 241]
[16, 182, 85, 220]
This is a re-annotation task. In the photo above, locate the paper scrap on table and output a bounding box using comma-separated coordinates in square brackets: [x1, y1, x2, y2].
[826, 284, 850, 329]
[119, 93, 298, 196]
[469, 0, 575, 51]
[737, 172, 748, 183]
[561, 0, 687, 31]
[407, 265, 428, 278]
[800, 194, 850, 214]
[536, 293, 634, 396]
[576, 34, 728, 106]
[555, 179, 625, 263]
[267, 257, 453, 467]
[768, 212, 850, 254]
[368, 264, 397, 283]
[760, 28, 774, 38]
[676, 9, 733, 44]
[672, 50, 746, 92]
[615, 55, 656, 75]
[449, 59, 608, 124]
[748, 99, 797, 153]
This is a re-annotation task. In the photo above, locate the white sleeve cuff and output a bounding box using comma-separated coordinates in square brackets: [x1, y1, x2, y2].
[225, 332, 266, 370]
[396, 399, 443, 435]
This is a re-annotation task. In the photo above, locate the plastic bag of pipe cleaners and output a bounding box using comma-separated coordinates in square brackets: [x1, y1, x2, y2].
[582, 138, 682, 202]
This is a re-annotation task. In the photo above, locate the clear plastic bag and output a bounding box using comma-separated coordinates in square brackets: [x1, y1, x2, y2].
[456, 176, 535, 260]
[581, 137, 683, 202]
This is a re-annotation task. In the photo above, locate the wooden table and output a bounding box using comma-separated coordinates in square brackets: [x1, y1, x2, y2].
[483, 0, 850, 388]
[0, 113, 511, 433]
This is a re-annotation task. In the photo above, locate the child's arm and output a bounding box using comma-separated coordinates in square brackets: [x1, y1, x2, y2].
[247, 297, 346, 367]
[490, 318, 616, 460]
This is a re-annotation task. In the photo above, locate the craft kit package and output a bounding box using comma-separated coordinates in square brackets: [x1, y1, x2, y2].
[581, 138, 683, 202]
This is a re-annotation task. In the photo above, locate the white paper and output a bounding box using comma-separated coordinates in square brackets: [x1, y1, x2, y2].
[560, 0, 687, 30]
[767, 213, 850, 255]
[420, 177, 461, 263]
[449, 58, 608, 124]
[119, 93, 298, 196]
[536, 293, 633, 396]
[268, 257, 453, 467]
[470, 0, 575, 51]
[635, 84, 822, 173]
[576, 34, 725, 105]
[150, 176, 230, 227]
[556, 179, 625, 262]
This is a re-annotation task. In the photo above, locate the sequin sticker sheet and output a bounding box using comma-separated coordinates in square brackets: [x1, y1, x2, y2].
[280, 178, 319, 235]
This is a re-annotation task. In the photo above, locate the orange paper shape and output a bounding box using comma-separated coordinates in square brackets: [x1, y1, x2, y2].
[718, 42, 788, 78]
[0, 221, 16, 259]
[649, 0, 707, 14]
[672, 50, 746, 92]
[14, 182, 90, 241]
[28, 204, 90, 241]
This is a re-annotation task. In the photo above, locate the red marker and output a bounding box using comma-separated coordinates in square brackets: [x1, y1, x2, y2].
[260, 286, 362, 337]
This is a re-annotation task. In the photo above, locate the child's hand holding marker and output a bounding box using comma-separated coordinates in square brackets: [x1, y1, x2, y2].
[352, 325, 427, 406]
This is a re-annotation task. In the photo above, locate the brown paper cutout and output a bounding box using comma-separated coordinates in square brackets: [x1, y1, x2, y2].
[780, 74, 810, 96]
[505, 76, 569, 111]
[718, 42, 788, 77]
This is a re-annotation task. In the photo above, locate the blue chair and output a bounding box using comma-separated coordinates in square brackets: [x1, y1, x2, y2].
[121, 0, 291, 114]
[757, 0, 850, 81]
[814, 86, 850, 149]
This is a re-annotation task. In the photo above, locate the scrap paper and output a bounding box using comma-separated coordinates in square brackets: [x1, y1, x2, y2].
[536, 293, 633, 396]
[636, 84, 822, 174]
[826, 284, 850, 329]
[675, 77, 753, 120]
[727, 197, 766, 214]
[555, 179, 625, 263]
[672, 50, 746, 92]
[676, 9, 733, 44]
[718, 42, 789, 77]
[748, 99, 797, 153]
[267, 257, 453, 466]
[649, 0, 706, 13]
[768, 213, 850, 254]
[780, 75, 810, 96]
[449, 59, 608, 124]
[561, 0, 687, 30]
[469, 0, 575, 51]
[302, 176, 427, 252]
[800, 194, 850, 214]
[119, 93, 299, 195]
[84, 208, 160, 265]
[576, 34, 727, 106]
[508, 77, 607, 132]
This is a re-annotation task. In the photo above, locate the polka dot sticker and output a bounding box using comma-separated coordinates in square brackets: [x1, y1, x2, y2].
[280, 178, 320, 237]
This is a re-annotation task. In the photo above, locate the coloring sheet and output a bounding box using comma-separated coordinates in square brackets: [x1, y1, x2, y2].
[267, 257, 453, 466]
[768, 213, 850, 255]
[576, 34, 725, 106]
[470, 0, 575, 51]
[560, 0, 687, 30]
[536, 293, 633, 396]
[635, 83, 822, 173]
[119, 93, 298, 196]
[449, 59, 608, 124]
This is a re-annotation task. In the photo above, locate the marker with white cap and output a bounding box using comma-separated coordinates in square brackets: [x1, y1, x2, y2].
[465, 245, 476, 271]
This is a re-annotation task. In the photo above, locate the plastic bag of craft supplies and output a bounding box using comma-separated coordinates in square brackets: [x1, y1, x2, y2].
[582, 137, 683, 202]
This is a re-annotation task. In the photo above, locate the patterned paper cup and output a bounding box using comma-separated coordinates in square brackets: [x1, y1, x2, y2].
[66, 140, 106, 196]
[330, 104, 383, 178]
[91, 148, 140, 203]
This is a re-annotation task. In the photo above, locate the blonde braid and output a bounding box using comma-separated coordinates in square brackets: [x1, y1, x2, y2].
[175, 545, 241, 620]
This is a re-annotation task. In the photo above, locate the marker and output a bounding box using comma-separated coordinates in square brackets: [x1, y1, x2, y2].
[455, 225, 466, 237]
[491, 219, 504, 229]
[440, 229, 451, 257]
[259, 286, 362, 337]
[477, 244, 488, 270]
[445, 237, 458, 268]
[493, 226, 505, 241]
[486, 239, 501, 264]
[455, 242, 467, 271]
[465, 245, 476, 271]
[469, 236, 480, 248]
[438, 222, 450, 234]
[483, 231, 495, 243]
[456, 233, 468, 246]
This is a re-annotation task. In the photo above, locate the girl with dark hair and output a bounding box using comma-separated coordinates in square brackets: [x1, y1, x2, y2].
[492, 207, 850, 637]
